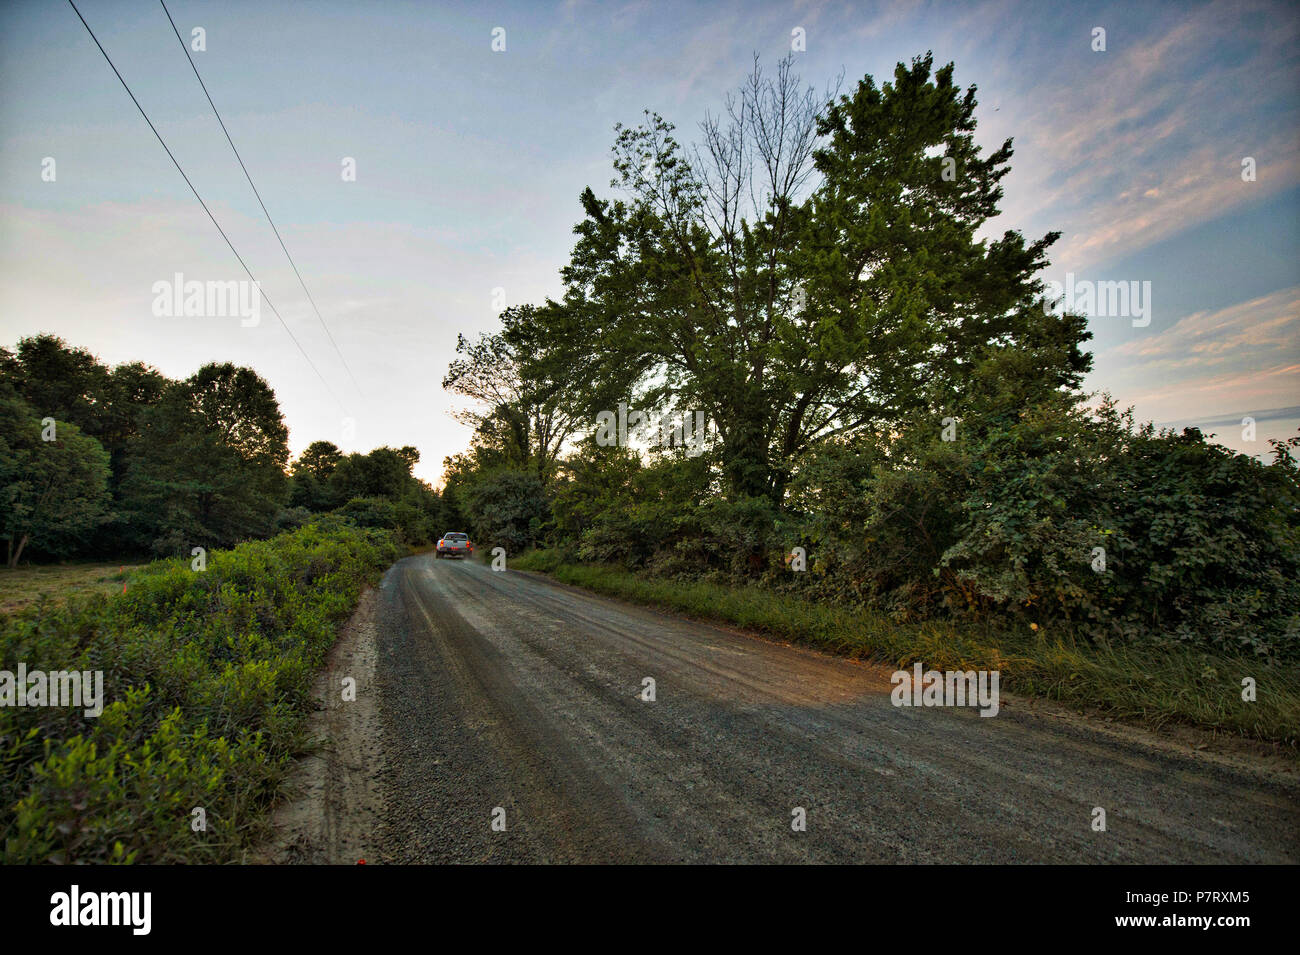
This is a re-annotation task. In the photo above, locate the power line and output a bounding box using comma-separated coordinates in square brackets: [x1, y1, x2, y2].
[65, 0, 348, 415]
[159, 0, 364, 397]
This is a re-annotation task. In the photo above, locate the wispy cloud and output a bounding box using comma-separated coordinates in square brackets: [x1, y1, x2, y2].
[994, 0, 1300, 270]
[1092, 286, 1300, 420]
[1109, 286, 1300, 366]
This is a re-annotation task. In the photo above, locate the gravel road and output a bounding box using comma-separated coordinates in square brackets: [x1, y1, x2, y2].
[276, 553, 1300, 864]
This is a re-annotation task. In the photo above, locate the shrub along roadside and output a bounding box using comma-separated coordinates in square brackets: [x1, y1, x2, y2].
[512, 549, 1299, 750]
[0, 518, 402, 863]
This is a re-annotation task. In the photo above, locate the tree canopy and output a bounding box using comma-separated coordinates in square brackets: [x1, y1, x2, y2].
[507, 54, 1090, 501]
[1, 335, 446, 561]
[0, 394, 111, 567]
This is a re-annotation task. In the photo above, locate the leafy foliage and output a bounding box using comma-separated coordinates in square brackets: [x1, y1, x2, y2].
[785, 399, 1300, 660]
[0, 394, 111, 567]
[0, 520, 401, 863]
[1, 336, 446, 561]
[512, 54, 1090, 502]
[462, 469, 550, 553]
[120, 365, 290, 556]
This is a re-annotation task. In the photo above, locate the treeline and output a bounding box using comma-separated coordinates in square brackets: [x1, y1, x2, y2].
[1, 334, 445, 565]
[441, 54, 1300, 662]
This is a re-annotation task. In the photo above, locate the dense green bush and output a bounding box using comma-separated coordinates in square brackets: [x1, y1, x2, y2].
[333, 494, 439, 546]
[540, 396, 1299, 662]
[786, 399, 1300, 660]
[935, 402, 1300, 657]
[334, 495, 400, 531]
[549, 447, 722, 569]
[463, 469, 550, 553]
[0, 519, 402, 863]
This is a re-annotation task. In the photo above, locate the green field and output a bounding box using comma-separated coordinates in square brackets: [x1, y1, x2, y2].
[0, 561, 143, 616]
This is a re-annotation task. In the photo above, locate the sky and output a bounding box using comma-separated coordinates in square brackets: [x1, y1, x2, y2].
[1, 0, 1297, 483]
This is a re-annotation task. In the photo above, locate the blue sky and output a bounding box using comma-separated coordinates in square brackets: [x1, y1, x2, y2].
[1, 0, 1297, 481]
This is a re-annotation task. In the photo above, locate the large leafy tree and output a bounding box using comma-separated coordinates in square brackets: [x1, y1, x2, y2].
[0, 395, 111, 567]
[0, 335, 109, 439]
[295, 440, 344, 478]
[121, 363, 289, 554]
[330, 445, 421, 500]
[1, 335, 168, 511]
[443, 306, 585, 483]
[525, 54, 1090, 502]
[3, 337, 172, 555]
[289, 440, 345, 511]
[97, 361, 168, 482]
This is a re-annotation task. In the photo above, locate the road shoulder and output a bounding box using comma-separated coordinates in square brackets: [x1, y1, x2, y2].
[252, 585, 386, 864]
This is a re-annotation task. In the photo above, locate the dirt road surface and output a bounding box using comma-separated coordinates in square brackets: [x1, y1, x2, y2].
[264, 554, 1300, 864]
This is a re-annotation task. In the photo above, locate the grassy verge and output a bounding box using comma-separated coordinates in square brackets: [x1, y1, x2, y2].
[0, 561, 146, 616]
[512, 549, 1300, 750]
[0, 518, 403, 863]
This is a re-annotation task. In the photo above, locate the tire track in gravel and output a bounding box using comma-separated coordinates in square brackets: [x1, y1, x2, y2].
[351, 554, 1300, 863]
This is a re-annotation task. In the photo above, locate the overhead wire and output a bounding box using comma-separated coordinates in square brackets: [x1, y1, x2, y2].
[159, 0, 364, 397]
[66, 0, 349, 415]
